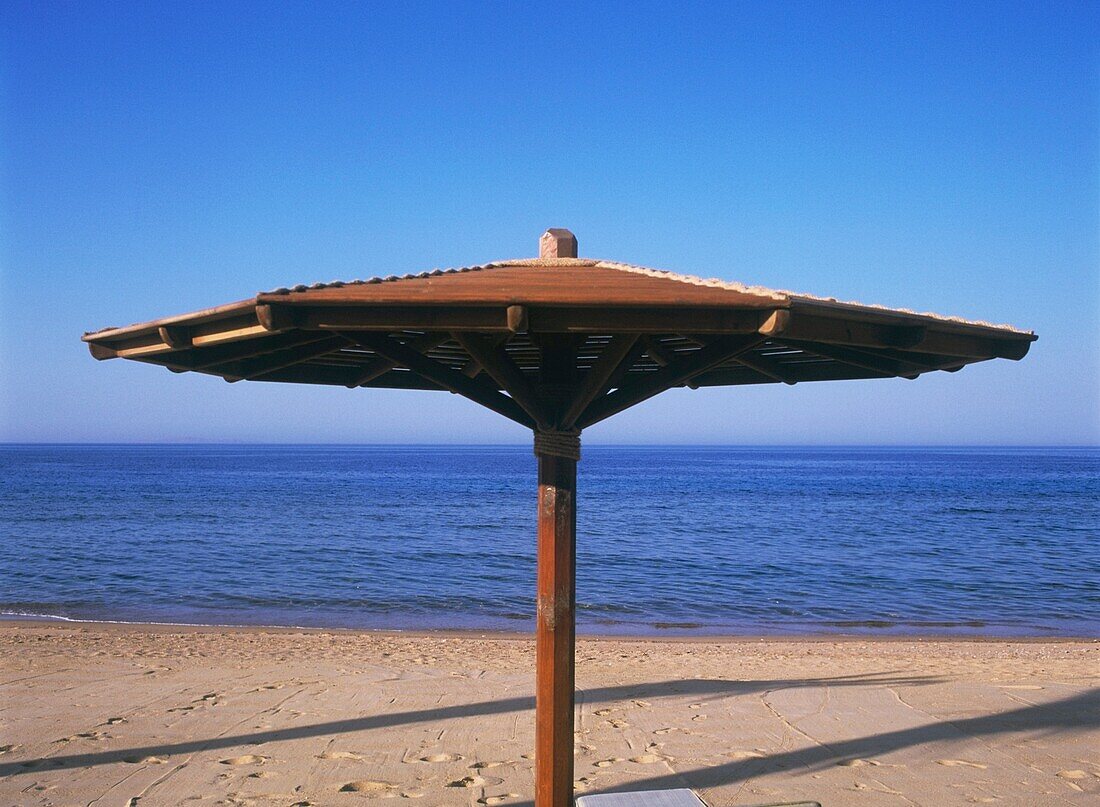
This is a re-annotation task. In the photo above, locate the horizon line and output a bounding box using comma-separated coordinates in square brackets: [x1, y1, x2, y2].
[2, 442, 1097, 449]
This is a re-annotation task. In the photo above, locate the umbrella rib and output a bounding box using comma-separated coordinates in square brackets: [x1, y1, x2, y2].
[340, 332, 536, 428]
[150, 331, 338, 372]
[728, 352, 798, 385]
[642, 335, 676, 367]
[575, 333, 765, 428]
[788, 341, 921, 379]
[558, 335, 643, 430]
[225, 335, 356, 382]
[794, 341, 965, 374]
[452, 332, 553, 430]
[680, 334, 796, 385]
[347, 333, 450, 388]
[460, 333, 509, 378]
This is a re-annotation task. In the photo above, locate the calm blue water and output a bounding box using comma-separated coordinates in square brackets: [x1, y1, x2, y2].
[1, 445, 1097, 636]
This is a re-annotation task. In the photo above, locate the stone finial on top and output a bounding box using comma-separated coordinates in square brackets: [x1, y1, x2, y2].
[539, 228, 577, 259]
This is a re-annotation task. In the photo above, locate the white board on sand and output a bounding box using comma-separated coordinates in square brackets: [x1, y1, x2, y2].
[575, 791, 820, 807]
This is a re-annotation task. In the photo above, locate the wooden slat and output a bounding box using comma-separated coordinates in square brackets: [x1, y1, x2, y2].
[220, 363, 366, 387]
[453, 333, 552, 429]
[189, 323, 271, 347]
[259, 304, 522, 333]
[347, 333, 450, 388]
[81, 298, 256, 343]
[158, 325, 191, 349]
[358, 369, 447, 391]
[575, 334, 764, 428]
[153, 332, 337, 372]
[527, 306, 777, 334]
[461, 333, 509, 378]
[642, 335, 675, 367]
[342, 332, 536, 428]
[792, 342, 918, 379]
[781, 311, 1032, 360]
[255, 303, 782, 336]
[222, 336, 353, 382]
[822, 343, 966, 373]
[87, 343, 118, 360]
[729, 352, 798, 385]
[790, 296, 1034, 341]
[689, 361, 923, 387]
[559, 335, 641, 429]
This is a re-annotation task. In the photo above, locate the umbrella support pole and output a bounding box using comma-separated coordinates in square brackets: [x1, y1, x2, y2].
[534, 430, 580, 807]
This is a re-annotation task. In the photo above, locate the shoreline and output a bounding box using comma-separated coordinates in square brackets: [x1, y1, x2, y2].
[3, 616, 1095, 643]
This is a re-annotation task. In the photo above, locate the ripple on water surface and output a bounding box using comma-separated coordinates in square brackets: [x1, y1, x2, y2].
[1, 445, 1097, 636]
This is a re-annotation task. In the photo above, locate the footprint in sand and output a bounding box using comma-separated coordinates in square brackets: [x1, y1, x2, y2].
[936, 759, 988, 769]
[417, 752, 463, 763]
[593, 708, 612, 717]
[725, 750, 765, 761]
[633, 700, 651, 708]
[594, 758, 622, 768]
[471, 761, 510, 769]
[167, 705, 195, 713]
[104, 717, 127, 725]
[574, 776, 596, 792]
[630, 754, 665, 764]
[247, 771, 275, 778]
[448, 775, 502, 788]
[54, 731, 104, 744]
[400, 792, 424, 799]
[123, 755, 167, 764]
[219, 754, 268, 765]
[479, 795, 520, 805]
[838, 758, 881, 767]
[340, 780, 393, 793]
[317, 751, 363, 761]
[606, 719, 629, 729]
[0, 744, 18, 755]
[1056, 770, 1088, 780]
[691, 715, 706, 721]
[688, 703, 703, 709]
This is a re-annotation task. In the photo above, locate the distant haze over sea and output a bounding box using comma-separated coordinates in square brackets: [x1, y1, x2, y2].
[1, 445, 1096, 637]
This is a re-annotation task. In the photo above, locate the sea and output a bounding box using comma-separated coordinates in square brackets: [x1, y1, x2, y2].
[1, 445, 1097, 637]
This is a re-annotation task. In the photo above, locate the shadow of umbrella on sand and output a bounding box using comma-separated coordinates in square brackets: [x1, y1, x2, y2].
[83, 228, 1036, 807]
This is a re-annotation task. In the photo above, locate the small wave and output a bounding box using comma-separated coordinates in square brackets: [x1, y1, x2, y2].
[1, 610, 83, 623]
[0, 609, 320, 632]
[651, 621, 704, 630]
[820, 618, 993, 630]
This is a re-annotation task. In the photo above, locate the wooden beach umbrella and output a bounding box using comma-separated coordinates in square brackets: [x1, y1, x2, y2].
[84, 229, 1035, 807]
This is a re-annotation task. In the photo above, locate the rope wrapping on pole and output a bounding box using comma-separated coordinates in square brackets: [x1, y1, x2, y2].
[533, 430, 581, 462]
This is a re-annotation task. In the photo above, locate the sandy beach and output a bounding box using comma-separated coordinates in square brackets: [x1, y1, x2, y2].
[1, 621, 1096, 807]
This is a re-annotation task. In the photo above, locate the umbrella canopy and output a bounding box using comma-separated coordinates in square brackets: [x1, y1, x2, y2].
[83, 229, 1035, 807]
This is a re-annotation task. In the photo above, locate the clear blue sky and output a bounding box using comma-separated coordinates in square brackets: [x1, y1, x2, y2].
[2, 2, 1097, 444]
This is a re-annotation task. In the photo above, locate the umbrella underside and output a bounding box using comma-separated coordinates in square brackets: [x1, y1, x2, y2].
[83, 257, 1034, 432]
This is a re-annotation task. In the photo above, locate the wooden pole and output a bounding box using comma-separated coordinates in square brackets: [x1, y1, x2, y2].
[534, 431, 579, 807]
